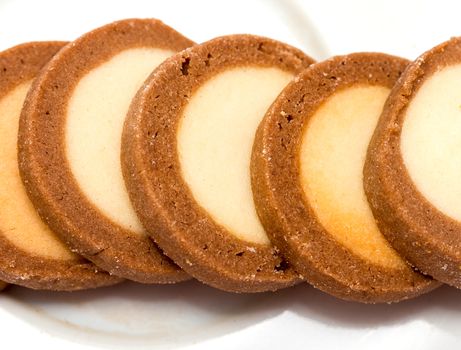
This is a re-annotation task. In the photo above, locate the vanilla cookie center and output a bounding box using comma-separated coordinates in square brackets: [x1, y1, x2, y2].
[401, 64, 461, 222]
[299, 85, 406, 269]
[178, 67, 293, 245]
[66, 48, 174, 234]
[0, 81, 76, 260]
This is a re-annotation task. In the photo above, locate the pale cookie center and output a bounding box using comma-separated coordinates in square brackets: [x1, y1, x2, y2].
[0, 81, 76, 260]
[300, 85, 406, 269]
[178, 67, 293, 245]
[401, 64, 461, 222]
[66, 48, 174, 234]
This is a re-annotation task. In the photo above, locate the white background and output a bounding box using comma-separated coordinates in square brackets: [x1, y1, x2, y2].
[0, 0, 461, 349]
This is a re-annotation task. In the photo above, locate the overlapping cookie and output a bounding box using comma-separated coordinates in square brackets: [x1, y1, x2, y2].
[0, 42, 119, 290]
[19, 19, 193, 283]
[122, 35, 315, 292]
[364, 37, 461, 287]
[251, 53, 440, 302]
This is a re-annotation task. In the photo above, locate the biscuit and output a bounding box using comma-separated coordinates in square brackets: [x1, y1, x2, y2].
[122, 35, 314, 292]
[251, 53, 440, 302]
[18, 19, 193, 283]
[364, 37, 461, 287]
[0, 42, 120, 290]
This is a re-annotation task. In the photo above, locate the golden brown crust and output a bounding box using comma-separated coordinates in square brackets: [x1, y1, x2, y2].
[18, 19, 193, 284]
[252, 52, 440, 303]
[122, 35, 314, 292]
[0, 42, 120, 290]
[364, 38, 461, 287]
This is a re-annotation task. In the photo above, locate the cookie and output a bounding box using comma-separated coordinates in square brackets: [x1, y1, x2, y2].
[364, 38, 461, 287]
[18, 19, 194, 283]
[122, 35, 314, 292]
[251, 53, 440, 302]
[0, 42, 120, 290]
[0, 281, 6, 291]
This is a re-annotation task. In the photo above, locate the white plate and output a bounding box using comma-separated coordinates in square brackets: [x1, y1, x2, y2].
[1, 0, 461, 349]
[1, 282, 461, 350]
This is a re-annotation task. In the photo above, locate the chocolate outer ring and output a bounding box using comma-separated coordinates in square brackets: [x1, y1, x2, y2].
[252, 52, 440, 302]
[122, 34, 315, 292]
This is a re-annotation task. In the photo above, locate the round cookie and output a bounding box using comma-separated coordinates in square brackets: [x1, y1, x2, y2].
[19, 19, 193, 283]
[122, 35, 314, 292]
[251, 53, 440, 302]
[364, 37, 461, 288]
[0, 42, 120, 290]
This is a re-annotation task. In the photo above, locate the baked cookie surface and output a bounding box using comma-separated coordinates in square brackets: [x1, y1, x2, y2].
[122, 35, 314, 292]
[0, 42, 120, 290]
[364, 38, 461, 287]
[252, 53, 440, 302]
[19, 19, 193, 283]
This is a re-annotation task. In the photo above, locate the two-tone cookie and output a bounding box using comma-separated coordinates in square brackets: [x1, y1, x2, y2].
[122, 35, 314, 292]
[251, 53, 440, 302]
[364, 38, 461, 287]
[19, 19, 194, 283]
[0, 42, 120, 290]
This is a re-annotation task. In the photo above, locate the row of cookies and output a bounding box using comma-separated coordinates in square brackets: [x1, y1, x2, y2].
[0, 18, 458, 303]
